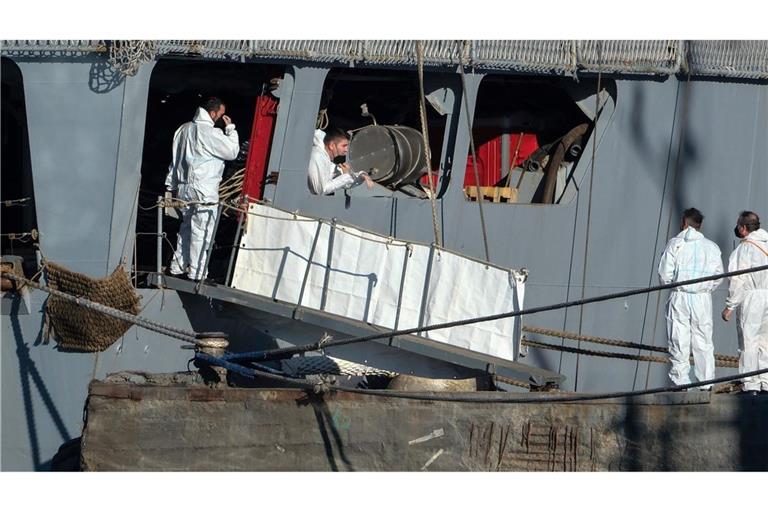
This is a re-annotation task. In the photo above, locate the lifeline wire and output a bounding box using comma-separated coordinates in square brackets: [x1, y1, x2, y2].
[223, 263, 768, 362]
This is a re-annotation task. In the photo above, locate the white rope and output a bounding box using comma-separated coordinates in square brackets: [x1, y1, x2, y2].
[416, 40, 442, 247]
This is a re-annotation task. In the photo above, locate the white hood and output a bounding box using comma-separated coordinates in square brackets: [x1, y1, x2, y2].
[746, 228, 768, 243]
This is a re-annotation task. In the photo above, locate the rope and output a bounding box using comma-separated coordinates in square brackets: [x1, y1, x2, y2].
[521, 338, 738, 368]
[196, 352, 768, 404]
[3, 197, 31, 207]
[316, 108, 329, 130]
[1, 230, 38, 241]
[1, 271, 198, 344]
[643, 70, 694, 390]
[456, 39, 491, 262]
[525, 325, 667, 353]
[416, 40, 442, 247]
[239, 262, 768, 362]
[575, 66, 602, 392]
[493, 374, 531, 390]
[523, 325, 739, 364]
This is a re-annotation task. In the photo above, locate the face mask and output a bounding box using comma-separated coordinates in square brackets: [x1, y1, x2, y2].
[734, 226, 745, 239]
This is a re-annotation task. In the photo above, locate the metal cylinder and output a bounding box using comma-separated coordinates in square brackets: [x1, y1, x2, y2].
[195, 332, 230, 385]
[347, 125, 428, 187]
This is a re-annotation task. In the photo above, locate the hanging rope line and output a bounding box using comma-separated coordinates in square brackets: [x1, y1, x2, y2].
[574, 66, 603, 392]
[222, 262, 768, 363]
[416, 40, 442, 247]
[642, 70, 694, 390]
[456, 39, 491, 262]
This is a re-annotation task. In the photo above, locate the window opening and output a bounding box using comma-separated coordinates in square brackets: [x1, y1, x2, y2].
[135, 59, 285, 285]
[1, 57, 39, 280]
[313, 68, 447, 198]
[465, 75, 594, 204]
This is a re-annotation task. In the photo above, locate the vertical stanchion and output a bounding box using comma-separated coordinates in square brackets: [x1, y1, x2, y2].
[417, 243, 436, 336]
[156, 196, 163, 277]
[196, 203, 225, 293]
[389, 243, 411, 347]
[295, 220, 323, 317]
[225, 200, 247, 287]
[320, 219, 336, 311]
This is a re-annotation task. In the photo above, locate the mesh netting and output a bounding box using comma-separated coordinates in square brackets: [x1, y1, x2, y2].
[45, 261, 140, 352]
[107, 40, 157, 77]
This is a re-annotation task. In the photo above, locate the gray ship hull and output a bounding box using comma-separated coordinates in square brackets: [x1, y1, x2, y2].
[2, 41, 767, 470]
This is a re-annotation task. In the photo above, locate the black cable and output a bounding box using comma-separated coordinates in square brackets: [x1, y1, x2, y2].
[195, 352, 768, 404]
[237, 263, 768, 362]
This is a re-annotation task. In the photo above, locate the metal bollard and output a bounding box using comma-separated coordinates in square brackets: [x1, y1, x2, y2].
[194, 332, 229, 386]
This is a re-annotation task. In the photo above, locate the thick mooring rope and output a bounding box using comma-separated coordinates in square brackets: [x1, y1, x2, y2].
[1, 271, 198, 344]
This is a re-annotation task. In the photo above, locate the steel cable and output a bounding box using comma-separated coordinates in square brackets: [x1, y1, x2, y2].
[196, 352, 768, 404]
[232, 263, 768, 362]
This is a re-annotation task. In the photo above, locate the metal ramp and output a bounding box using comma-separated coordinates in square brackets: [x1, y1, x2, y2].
[149, 272, 565, 389]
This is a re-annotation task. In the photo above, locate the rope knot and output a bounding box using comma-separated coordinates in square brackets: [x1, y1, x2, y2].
[312, 374, 336, 394]
[317, 333, 333, 354]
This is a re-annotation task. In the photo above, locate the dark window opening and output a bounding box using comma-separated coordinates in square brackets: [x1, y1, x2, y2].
[135, 59, 285, 285]
[466, 75, 594, 204]
[1, 57, 39, 279]
[318, 68, 447, 198]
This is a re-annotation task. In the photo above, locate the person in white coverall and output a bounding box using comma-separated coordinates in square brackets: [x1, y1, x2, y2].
[721, 211, 768, 395]
[165, 97, 239, 281]
[307, 127, 373, 195]
[658, 208, 723, 390]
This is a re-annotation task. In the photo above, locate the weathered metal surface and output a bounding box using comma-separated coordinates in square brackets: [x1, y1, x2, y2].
[81, 377, 768, 471]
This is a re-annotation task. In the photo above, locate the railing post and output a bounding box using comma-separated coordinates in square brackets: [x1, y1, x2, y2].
[156, 195, 163, 278]
[196, 203, 225, 292]
[417, 243, 436, 336]
[225, 197, 248, 287]
[320, 218, 337, 311]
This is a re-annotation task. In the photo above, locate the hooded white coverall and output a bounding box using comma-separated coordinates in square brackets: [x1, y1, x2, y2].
[658, 227, 723, 388]
[307, 129, 365, 195]
[165, 108, 239, 280]
[725, 228, 768, 392]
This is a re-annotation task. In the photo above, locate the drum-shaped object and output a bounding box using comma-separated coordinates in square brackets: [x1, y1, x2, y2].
[348, 125, 427, 187]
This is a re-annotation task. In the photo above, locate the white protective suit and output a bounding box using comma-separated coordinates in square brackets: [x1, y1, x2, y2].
[658, 227, 723, 388]
[307, 129, 365, 195]
[165, 108, 239, 280]
[725, 228, 768, 392]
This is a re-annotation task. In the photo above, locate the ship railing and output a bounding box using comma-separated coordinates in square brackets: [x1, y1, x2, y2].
[3, 40, 768, 79]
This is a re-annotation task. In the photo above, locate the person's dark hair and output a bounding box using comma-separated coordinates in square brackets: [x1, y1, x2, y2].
[682, 207, 704, 229]
[201, 96, 224, 113]
[323, 127, 349, 145]
[737, 211, 760, 233]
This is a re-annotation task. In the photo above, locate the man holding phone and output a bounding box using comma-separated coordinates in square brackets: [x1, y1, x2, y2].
[165, 96, 239, 281]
